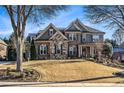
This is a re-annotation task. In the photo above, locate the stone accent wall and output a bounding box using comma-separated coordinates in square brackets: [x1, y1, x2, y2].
[0, 44, 7, 59]
[50, 41, 68, 59]
[35, 41, 50, 60]
[49, 31, 68, 59]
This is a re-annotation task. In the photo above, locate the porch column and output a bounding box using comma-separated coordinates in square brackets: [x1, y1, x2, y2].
[35, 44, 38, 59]
[92, 47, 94, 57]
[78, 45, 80, 57]
[80, 46, 82, 58]
[90, 47, 94, 58]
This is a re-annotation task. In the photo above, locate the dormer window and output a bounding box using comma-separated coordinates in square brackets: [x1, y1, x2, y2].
[49, 29, 53, 36]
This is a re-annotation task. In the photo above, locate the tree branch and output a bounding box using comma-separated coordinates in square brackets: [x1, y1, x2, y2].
[4, 5, 18, 39]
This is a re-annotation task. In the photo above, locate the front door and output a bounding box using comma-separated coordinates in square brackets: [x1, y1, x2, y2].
[82, 47, 90, 58]
[82, 47, 86, 58]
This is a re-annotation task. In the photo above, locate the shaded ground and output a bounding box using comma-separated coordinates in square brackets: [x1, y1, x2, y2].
[1, 59, 124, 84]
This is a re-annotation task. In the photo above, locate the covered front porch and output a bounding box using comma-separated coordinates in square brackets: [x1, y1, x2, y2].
[78, 44, 96, 58]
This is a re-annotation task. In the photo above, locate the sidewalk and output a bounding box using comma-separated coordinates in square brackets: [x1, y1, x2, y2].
[0, 82, 124, 87]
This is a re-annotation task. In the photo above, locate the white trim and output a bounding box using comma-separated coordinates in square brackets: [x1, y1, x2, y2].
[40, 44, 48, 55]
[69, 45, 76, 55]
[49, 28, 54, 36]
[49, 30, 68, 40]
[64, 21, 81, 31]
[36, 23, 68, 40]
[75, 19, 90, 31]
[35, 23, 53, 40]
[68, 33, 78, 41]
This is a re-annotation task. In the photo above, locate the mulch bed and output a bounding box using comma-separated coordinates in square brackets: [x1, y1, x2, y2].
[94, 59, 124, 70]
[0, 69, 40, 82]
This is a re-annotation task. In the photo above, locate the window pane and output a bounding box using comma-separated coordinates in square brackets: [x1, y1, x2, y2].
[41, 50, 43, 54]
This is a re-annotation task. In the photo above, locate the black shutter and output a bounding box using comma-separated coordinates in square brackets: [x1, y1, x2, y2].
[55, 45, 56, 54]
[47, 45, 48, 54]
[61, 44, 62, 54]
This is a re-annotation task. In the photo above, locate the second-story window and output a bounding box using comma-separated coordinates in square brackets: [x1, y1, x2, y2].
[86, 34, 92, 42]
[93, 35, 99, 42]
[49, 29, 53, 36]
[40, 44, 48, 55]
[69, 33, 77, 41]
[74, 34, 77, 40]
[99, 35, 103, 41]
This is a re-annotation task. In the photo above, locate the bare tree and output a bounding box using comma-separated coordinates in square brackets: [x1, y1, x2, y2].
[84, 5, 124, 30]
[112, 29, 124, 45]
[84, 5, 124, 46]
[1, 5, 68, 71]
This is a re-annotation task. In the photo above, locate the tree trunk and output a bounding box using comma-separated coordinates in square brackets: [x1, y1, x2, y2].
[16, 37, 23, 72]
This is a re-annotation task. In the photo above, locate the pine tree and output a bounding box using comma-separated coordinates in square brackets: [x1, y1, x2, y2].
[30, 39, 36, 60]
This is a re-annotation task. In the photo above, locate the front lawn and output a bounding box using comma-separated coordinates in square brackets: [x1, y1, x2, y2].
[1, 59, 124, 83]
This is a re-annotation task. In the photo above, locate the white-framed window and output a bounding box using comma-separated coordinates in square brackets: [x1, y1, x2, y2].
[99, 35, 103, 41]
[86, 34, 92, 42]
[73, 34, 77, 40]
[55, 43, 62, 54]
[49, 29, 53, 36]
[69, 33, 77, 41]
[69, 46, 76, 55]
[93, 35, 99, 42]
[40, 44, 48, 55]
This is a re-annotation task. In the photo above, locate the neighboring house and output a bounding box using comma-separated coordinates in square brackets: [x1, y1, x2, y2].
[112, 42, 124, 62]
[0, 39, 7, 60]
[25, 19, 105, 59]
[112, 48, 124, 62]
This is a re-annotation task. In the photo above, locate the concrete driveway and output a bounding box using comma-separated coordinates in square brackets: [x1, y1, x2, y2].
[0, 61, 13, 65]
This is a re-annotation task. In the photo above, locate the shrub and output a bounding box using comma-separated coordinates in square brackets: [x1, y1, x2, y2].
[21, 73, 27, 78]
[113, 71, 124, 77]
[8, 72, 21, 78]
[6, 67, 11, 76]
[86, 58, 95, 61]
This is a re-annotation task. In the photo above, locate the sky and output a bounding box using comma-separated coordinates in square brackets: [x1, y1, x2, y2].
[0, 5, 115, 39]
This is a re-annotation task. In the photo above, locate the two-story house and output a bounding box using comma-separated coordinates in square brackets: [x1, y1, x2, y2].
[25, 19, 105, 59]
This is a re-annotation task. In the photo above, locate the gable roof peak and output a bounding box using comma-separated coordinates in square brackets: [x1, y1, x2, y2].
[75, 18, 80, 22]
[74, 18, 83, 25]
[48, 23, 54, 26]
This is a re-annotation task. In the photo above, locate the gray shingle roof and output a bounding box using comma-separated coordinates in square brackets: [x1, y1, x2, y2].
[27, 18, 105, 41]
